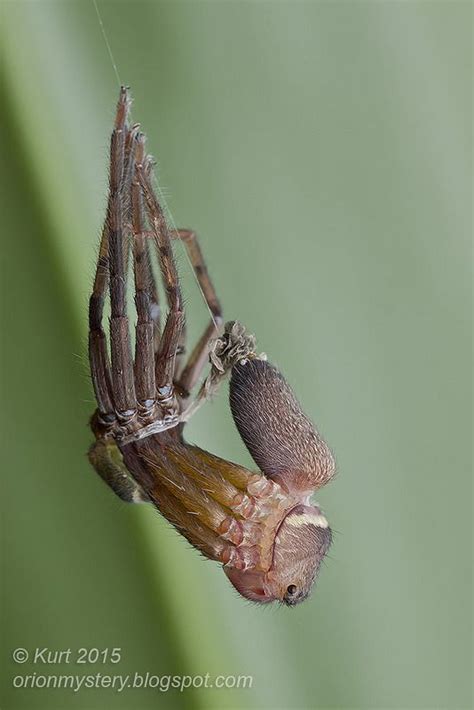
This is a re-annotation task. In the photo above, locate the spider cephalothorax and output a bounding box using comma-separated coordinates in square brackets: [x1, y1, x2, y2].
[88, 87, 335, 606]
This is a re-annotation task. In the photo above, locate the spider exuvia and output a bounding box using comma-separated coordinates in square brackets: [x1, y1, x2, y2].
[88, 87, 335, 606]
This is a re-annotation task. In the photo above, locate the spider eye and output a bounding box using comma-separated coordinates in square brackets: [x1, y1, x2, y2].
[286, 584, 297, 596]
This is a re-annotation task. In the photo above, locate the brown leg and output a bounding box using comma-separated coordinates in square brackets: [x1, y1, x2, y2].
[145, 234, 162, 354]
[88, 89, 135, 423]
[89, 439, 148, 503]
[136, 158, 185, 405]
[88, 221, 114, 422]
[173, 229, 223, 394]
[131, 134, 159, 418]
[108, 88, 136, 421]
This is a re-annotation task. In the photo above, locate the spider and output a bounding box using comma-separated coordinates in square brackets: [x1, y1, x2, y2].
[88, 87, 335, 606]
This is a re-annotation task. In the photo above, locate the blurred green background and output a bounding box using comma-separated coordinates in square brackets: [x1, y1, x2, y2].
[1, 1, 471, 709]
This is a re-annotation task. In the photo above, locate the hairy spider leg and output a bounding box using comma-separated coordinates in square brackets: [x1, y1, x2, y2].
[89, 438, 148, 503]
[131, 134, 160, 419]
[136, 158, 185, 406]
[89, 87, 134, 424]
[107, 88, 137, 422]
[172, 230, 223, 395]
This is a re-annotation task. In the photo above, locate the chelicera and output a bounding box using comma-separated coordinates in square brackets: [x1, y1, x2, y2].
[88, 87, 335, 606]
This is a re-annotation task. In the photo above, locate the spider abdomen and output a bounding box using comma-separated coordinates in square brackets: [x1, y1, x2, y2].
[230, 358, 335, 495]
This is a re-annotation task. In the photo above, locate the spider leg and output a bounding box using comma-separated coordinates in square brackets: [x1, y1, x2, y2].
[88, 88, 135, 424]
[130, 134, 161, 419]
[122, 437, 287, 571]
[136, 159, 184, 407]
[147, 242, 161, 354]
[172, 229, 223, 394]
[89, 439, 148, 503]
[88, 220, 114, 423]
[107, 87, 137, 422]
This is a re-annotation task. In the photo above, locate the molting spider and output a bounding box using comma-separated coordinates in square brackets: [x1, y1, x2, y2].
[88, 87, 335, 606]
